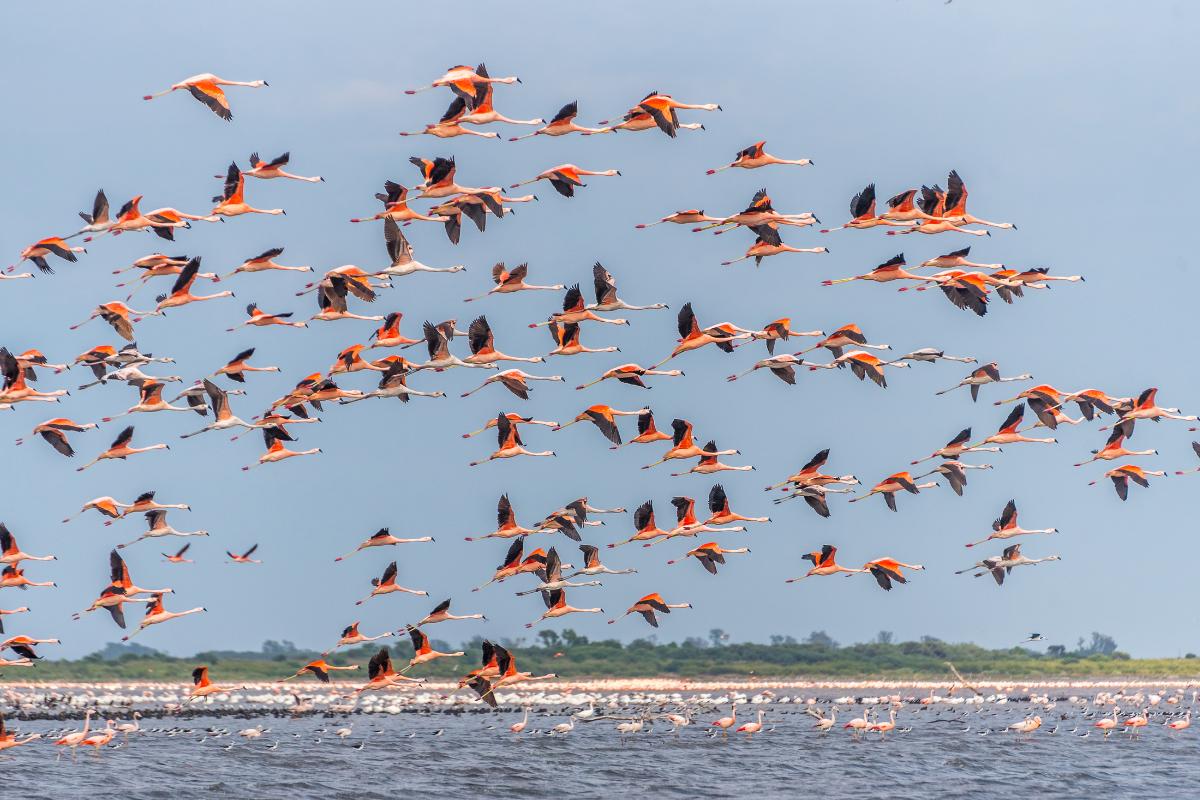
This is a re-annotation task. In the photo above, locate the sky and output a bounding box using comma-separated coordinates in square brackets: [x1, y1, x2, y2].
[0, 1, 1195, 660]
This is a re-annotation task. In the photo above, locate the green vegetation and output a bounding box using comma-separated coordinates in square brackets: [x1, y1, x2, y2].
[11, 631, 1200, 682]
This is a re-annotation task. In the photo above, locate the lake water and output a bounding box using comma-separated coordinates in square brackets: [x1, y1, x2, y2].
[3, 695, 1197, 799]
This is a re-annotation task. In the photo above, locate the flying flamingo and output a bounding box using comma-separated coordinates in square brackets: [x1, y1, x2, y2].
[323, 622, 393, 655]
[670, 440, 754, 477]
[858, 559, 925, 591]
[727, 354, 807, 384]
[786, 545, 864, 582]
[375, 219, 464, 279]
[188, 666, 243, 700]
[0, 523, 56, 565]
[162, 543, 193, 563]
[14, 418, 97, 457]
[510, 101, 606, 139]
[0, 565, 55, 591]
[278, 659, 359, 683]
[599, 91, 721, 137]
[546, 321, 620, 357]
[226, 303, 307, 331]
[913, 460, 991, 496]
[608, 592, 691, 627]
[576, 364, 682, 391]
[525, 588, 603, 628]
[464, 262, 562, 303]
[937, 362, 1032, 402]
[0, 711, 40, 750]
[955, 543, 1062, 585]
[459, 64, 542, 126]
[640, 419, 732, 469]
[116, 510, 209, 550]
[510, 164, 620, 198]
[921, 246, 1003, 269]
[529, 284, 630, 329]
[121, 593, 205, 641]
[405, 625, 466, 667]
[417, 598, 486, 626]
[336, 528, 433, 561]
[227, 544, 261, 564]
[721, 234, 828, 266]
[349, 181, 442, 224]
[1090, 464, 1167, 500]
[589, 107, 705, 135]
[820, 253, 931, 288]
[211, 163, 285, 218]
[849, 472, 937, 512]
[977, 406, 1057, 448]
[636, 209, 723, 229]
[101, 381, 194, 421]
[241, 151, 323, 182]
[221, 248, 312, 280]
[355, 561, 428, 605]
[513, 546, 602, 596]
[468, 412, 556, 470]
[808, 351, 910, 388]
[76, 426, 168, 471]
[650, 302, 751, 368]
[911, 427, 1000, 465]
[461, 369, 563, 400]
[666, 541, 750, 575]
[553, 404, 646, 445]
[1100, 388, 1198, 433]
[400, 96, 501, 138]
[588, 262, 668, 313]
[241, 426, 321, 470]
[144, 73, 268, 119]
[736, 318, 824, 354]
[464, 316, 544, 366]
[1074, 429, 1155, 467]
[405, 65, 520, 96]
[707, 141, 812, 174]
[820, 184, 914, 232]
[14, 237, 86, 274]
[568, 544, 636, 579]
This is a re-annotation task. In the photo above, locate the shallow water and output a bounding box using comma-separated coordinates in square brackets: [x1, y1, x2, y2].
[3, 698, 1198, 799]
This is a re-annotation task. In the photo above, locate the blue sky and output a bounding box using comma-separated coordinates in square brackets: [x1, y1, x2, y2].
[1, 1, 1195, 659]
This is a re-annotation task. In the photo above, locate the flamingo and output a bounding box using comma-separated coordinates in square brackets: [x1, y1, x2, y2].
[911, 427, 1001, 465]
[849, 472, 937, 511]
[1168, 710, 1191, 732]
[0, 711, 41, 750]
[162, 543, 193, 564]
[101, 381, 195, 422]
[640, 419, 733, 469]
[375, 219, 464, 279]
[240, 425, 321, 470]
[510, 164, 621, 198]
[14, 418, 97, 457]
[464, 316, 544, 366]
[965, 500, 1058, 548]
[458, 64, 542, 127]
[417, 598, 486, 626]
[978, 406, 1057, 448]
[76, 426, 168, 471]
[636, 209, 723, 229]
[509, 101, 606, 139]
[212, 163, 284, 218]
[227, 544, 262, 564]
[820, 184, 914, 232]
[221, 248, 312, 280]
[708, 141, 811, 174]
[914, 460, 991, 497]
[154, 257, 235, 311]
[117, 510, 209, 550]
[241, 151, 323, 182]
[65, 188, 114, 239]
[727, 354, 807, 384]
[1009, 715, 1043, 736]
[1, 349, 69, 405]
[721, 234, 828, 266]
[546, 320, 620, 358]
[461, 369, 563, 400]
[821, 253, 930, 288]
[1074, 429, 1155, 467]
[335, 526, 434, 561]
[405, 625, 465, 667]
[736, 318, 824, 354]
[1100, 388, 1198, 433]
[599, 91, 721, 137]
[608, 592, 691, 627]
[858, 559, 924, 591]
[693, 189, 818, 236]
[666, 541, 750, 575]
[188, 665, 243, 700]
[712, 705, 739, 737]
[0, 565, 55, 591]
[514, 546, 602, 596]
[553, 404, 646, 445]
[0, 523, 56, 565]
[1123, 708, 1150, 737]
[311, 274, 383, 323]
[955, 543, 1062, 585]
[323, 622, 394, 654]
[143, 73, 267, 119]
[704, 484, 770, 526]
[121, 593, 205, 640]
[54, 710, 95, 761]
[650, 302, 751, 368]
[355, 561, 428, 605]
[400, 95, 501, 139]
[588, 262, 668, 313]
[670, 440, 754, 477]
[530, 284, 630, 329]
[13, 237, 86, 274]
[510, 708, 531, 734]
[809, 351, 910, 388]
[465, 262, 562, 303]
[349, 181, 441, 224]
[1090, 464, 1167, 500]
[525, 587, 603, 628]
[577, 364, 683, 391]
[405, 64, 520, 96]
[937, 362, 1032, 402]
[787, 545, 865, 582]
[568, 544, 636, 578]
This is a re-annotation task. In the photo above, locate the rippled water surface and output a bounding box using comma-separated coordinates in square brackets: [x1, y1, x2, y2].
[4, 700, 1199, 799]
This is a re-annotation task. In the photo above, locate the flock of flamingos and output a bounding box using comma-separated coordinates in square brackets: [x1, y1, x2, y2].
[2, 64, 1197, 755]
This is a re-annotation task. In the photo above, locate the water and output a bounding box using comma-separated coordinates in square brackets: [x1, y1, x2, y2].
[3, 696, 1197, 798]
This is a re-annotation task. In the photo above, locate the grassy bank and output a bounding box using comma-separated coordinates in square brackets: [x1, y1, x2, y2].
[9, 634, 1200, 682]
